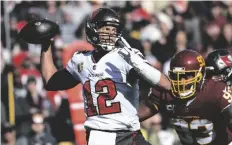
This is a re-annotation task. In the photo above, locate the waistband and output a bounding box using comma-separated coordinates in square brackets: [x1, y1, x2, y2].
[85, 126, 139, 133]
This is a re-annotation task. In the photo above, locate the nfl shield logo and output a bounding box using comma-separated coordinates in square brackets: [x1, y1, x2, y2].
[78, 62, 83, 72]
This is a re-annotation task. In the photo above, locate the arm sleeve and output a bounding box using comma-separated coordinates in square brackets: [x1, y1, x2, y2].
[126, 49, 161, 86]
[45, 68, 80, 91]
[132, 49, 161, 85]
[45, 52, 82, 91]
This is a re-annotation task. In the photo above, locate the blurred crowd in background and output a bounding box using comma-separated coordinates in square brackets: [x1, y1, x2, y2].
[1, 1, 232, 145]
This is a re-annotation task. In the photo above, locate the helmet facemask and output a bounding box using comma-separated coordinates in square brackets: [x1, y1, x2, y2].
[169, 67, 203, 99]
[97, 24, 120, 51]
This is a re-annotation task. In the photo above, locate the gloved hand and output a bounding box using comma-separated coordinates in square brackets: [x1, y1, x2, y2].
[41, 39, 52, 52]
[118, 46, 147, 73]
[117, 37, 147, 72]
[117, 37, 162, 86]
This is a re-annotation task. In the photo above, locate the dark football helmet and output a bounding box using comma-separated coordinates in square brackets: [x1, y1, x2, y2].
[206, 49, 232, 86]
[168, 50, 206, 99]
[85, 8, 123, 51]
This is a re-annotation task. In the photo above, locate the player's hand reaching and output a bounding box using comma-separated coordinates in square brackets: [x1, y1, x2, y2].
[118, 37, 147, 72]
[118, 46, 147, 73]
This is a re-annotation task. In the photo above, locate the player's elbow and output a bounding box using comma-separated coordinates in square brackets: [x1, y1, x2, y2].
[41, 69, 57, 83]
[44, 68, 79, 91]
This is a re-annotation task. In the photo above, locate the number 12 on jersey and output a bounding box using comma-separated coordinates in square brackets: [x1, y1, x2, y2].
[83, 79, 121, 116]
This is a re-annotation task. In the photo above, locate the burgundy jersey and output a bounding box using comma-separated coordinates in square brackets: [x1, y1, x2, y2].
[148, 79, 232, 145]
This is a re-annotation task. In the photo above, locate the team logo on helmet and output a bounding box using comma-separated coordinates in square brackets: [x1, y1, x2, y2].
[197, 55, 205, 67]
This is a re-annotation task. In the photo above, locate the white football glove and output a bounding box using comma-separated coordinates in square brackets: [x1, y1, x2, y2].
[118, 37, 161, 86]
[118, 45, 147, 73]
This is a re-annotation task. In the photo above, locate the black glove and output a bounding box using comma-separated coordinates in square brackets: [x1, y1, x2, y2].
[41, 40, 52, 52]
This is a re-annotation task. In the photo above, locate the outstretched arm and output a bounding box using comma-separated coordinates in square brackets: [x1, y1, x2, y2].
[118, 38, 171, 90]
[40, 41, 57, 84]
[19, 19, 80, 91]
[40, 41, 79, 91]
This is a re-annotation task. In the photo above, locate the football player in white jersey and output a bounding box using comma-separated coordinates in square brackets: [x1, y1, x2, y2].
[40, 8, 170, 145]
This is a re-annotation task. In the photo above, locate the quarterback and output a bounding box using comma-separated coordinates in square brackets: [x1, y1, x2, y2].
[38, 8, 170, 145]
[139, 50, 232, 145]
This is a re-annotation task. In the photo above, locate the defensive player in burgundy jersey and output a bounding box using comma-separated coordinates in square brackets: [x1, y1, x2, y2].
[206, 49, 232, 143]
[139, 50, 232, 145]
[39, 8, 170, 145]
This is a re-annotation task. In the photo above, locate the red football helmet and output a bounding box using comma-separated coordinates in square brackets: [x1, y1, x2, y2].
[168, 50, 206, 99]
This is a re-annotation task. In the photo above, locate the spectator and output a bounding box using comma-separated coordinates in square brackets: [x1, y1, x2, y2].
[15, 76, 54, 135]
[142, 40, 161, 69]
[25, 76, 44, 113]
[140, 24, 162, 43]
[50, 96, 75, 143]
[181, 2, 202, 50]
[209, 2, 227, 28]
[13, 69, 27, 99]
[203, 23, 221, 51]
[219, 23, 232, 50]
[151, 12, 175, 64]
[1, 122, 28, 145]
[61, 1, 92, 27]
[60, 13, 77, 44]
[226, 3, 232, 23]
[163, 30, 188, 75]
[38, 1, 64, 23]
[27, 112, 57, 145]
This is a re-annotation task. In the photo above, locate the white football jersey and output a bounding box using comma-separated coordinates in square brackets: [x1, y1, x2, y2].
[66, 48, 141, 131]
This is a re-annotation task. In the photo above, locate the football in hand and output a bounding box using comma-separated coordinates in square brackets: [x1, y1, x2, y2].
[19, 19, 59, 44]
